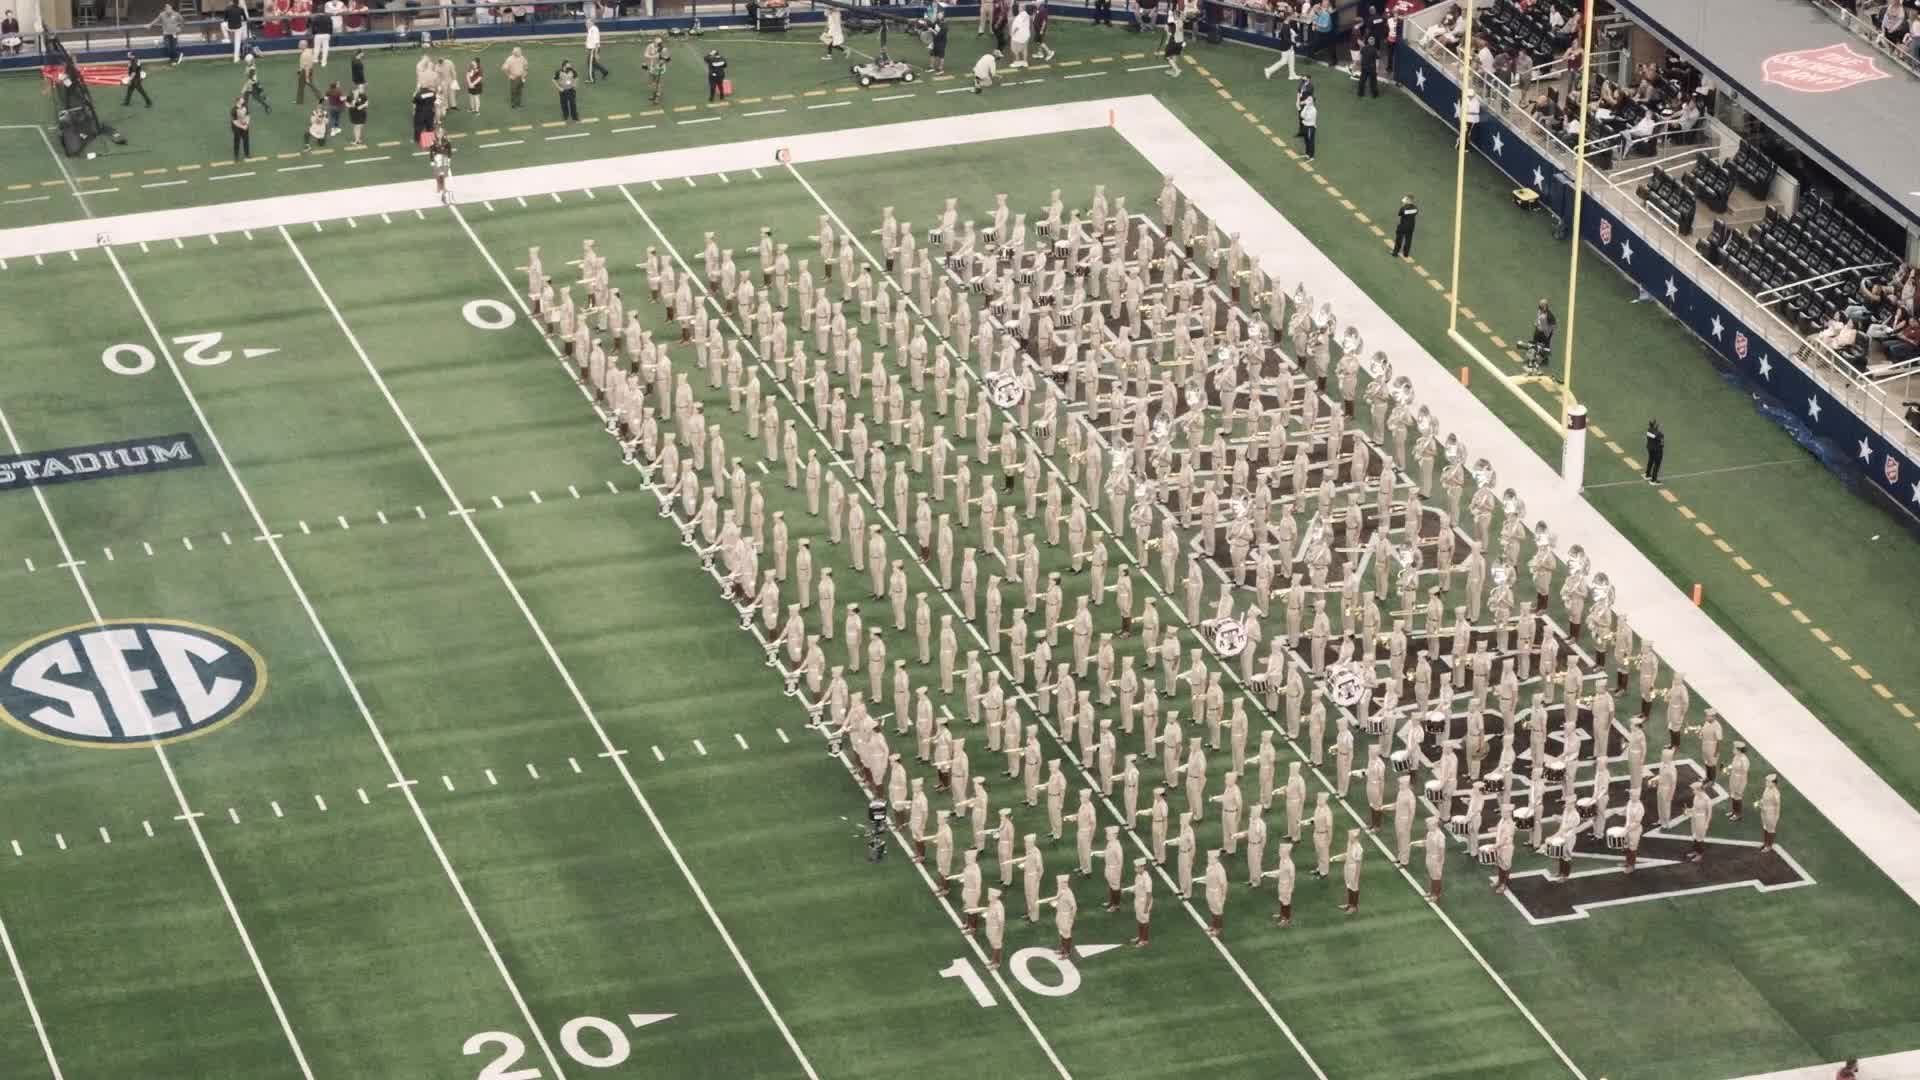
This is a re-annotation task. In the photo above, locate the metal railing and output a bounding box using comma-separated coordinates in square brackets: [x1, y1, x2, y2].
[1811, 0, 1920, 81]
[1410, 1, 1920, 450]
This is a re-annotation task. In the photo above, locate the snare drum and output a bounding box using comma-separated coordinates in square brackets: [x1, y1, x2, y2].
[1575, 796, 1597, 820]
[1052, 240, 1070, 260]
[1424, 714, 1449, 735]
[928, 227, 943, 247]
[1606, 826, 1626, 850]
[1390, 750, 1411, 774]
[1544, 838, 1570, 860]
[1480, 769, 1505, 794]
[1476, 844, 1497, 865]
[1363, 715, 1386, 736]
[1423, 780, 1444, 803]
[1544, 757, 1566, 782]
[1513, 806, 1536, 827]
[1448, 814, 1472, 838]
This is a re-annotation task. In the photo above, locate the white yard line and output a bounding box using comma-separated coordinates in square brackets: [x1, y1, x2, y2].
[441, 206, 823, 1080]
[0, 99, 1118, 260]
[618, 186, 1079, 1079]
[782, 167, 1331, 1078]
[28, 124, 88, 220]
[1105, 99, 1920, 906]
[0, 403, 301, 1079]
[0, 912, 59, 1079]
[104, 243, 571, 1080]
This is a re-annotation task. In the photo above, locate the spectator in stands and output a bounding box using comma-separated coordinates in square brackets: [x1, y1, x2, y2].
[1674, 95, 1702, 145]
[1427, 6, 1461, 50]
[1809, 311, 1859, 362]
[1878, 2, 1908, 46]
[1887, 313, 1920, 364]
[1309, 0, 1335, 63]
[1626, 110, 1657, 156]
[0, 11, 19, 56]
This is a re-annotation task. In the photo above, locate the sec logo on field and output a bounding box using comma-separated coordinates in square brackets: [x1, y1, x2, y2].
[0, 620, 266, 748]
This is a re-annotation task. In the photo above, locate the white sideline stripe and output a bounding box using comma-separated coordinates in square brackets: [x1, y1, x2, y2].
[329, 210, 821, 1080]
[781, 168, 1326, 1078]
[1106, 101, 1920, 907]
[1724, 1049, 1920, 1080]
[108, 238, 572, 1080]
[624, 187, 1079, 1080]
[0, 99, 1120, 260]
[0, 401, 278, 1080]
[0, 915, 59, 1079]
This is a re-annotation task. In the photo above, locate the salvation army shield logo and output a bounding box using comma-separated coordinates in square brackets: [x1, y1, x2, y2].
[1734, 332, 1749, 360]
[1886, 454, 1901, 486]
[1598, 219, 1613, 246]
[1762, 44, 1891, 94]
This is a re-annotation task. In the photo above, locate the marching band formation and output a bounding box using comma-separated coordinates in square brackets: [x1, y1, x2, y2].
[517, 176, 1784, 963]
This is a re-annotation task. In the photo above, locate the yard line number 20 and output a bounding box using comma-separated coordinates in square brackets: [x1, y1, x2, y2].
[466, 1012, 671, 1079]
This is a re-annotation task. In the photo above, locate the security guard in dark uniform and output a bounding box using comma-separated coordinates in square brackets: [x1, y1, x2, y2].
[1391, 194, 1417, 258]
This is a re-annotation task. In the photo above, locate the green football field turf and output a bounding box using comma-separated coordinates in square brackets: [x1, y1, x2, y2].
[3, 21, 1920, 1080]
[1, 119, 1919, 1079]
[5, 21, 1916, 823]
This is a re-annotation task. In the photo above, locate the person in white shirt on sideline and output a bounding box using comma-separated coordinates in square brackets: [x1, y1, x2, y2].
[585, 18, 610, 82]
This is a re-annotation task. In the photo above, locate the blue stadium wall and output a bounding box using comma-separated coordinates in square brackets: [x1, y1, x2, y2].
[1393, 43, 1920, 520]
